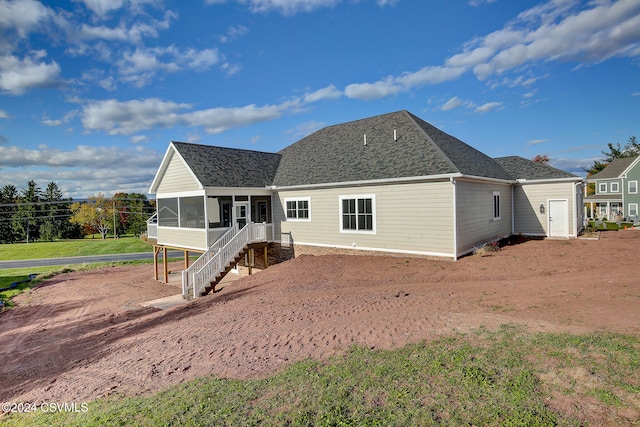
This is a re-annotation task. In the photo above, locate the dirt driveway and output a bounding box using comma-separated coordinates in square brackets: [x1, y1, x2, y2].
[1, 231, 639, 410]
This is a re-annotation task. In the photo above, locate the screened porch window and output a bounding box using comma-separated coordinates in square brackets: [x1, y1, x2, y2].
[157, 196, 205, 228]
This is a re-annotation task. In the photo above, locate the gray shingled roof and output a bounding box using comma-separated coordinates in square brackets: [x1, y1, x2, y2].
[172, 141, 281, 187]
[587, 157, 638, 180]
[168, 111, 579, 189]
[272, 110, 512, 186]
[494, 156, 578, 180]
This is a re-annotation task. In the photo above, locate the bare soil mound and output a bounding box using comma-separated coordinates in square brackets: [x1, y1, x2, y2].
[1, 231, 639, 409]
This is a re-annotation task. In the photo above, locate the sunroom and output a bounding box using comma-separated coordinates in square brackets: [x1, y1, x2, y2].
[152, 190, 274, 252]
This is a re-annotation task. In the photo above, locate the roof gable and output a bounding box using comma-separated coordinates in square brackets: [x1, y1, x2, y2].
[494, 156, 579, 180]
[172, 141, 281, 188]
[587, 157, 639, 180]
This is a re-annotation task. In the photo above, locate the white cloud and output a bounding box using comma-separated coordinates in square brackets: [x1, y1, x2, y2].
[474, 101, 503, 114]
[0, 110, 9, 119]
[0, 52, 62, 95]
[0, 144, 163, 197]
[80, 84, 336, 136]
[131, 135, 148, 143]
[303, 84, 342, 103]
[218, 25, 249, 43]
[440, 96, 469, 111]
[239, 0, 342, 16]
[79, 0, 125, 16]
[344, 77, 402, 101]
[526, 139, 549, 146]
[456, 0, 640, 80]
[0, 0, 51, 39]
[345, 66, 465, 101]
[42, 119, 63, 126]
[116, 46, 221, 86]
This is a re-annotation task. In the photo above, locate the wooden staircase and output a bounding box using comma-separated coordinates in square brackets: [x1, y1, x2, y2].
[182, 222, 267, 300]
[199, 246, 248, 297]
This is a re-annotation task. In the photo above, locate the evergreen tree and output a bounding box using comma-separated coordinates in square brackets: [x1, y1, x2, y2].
[39, 181, 65, 241]
[0, 184, 19, 243]
[14, 180, 42, 243]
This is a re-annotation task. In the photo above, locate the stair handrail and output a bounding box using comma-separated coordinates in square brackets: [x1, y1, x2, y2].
[184, 222, 267, 298]
[182, 224, 239, 297]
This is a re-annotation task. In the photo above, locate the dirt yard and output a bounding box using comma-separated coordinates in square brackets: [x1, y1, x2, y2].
[1, 231, 639, 417]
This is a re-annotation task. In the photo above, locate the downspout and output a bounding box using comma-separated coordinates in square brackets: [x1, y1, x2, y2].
[451, 177, 458, 261]
[511, 185, 515, 235]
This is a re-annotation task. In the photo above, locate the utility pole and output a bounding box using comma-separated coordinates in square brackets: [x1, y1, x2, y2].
[113, 199, 117, 239]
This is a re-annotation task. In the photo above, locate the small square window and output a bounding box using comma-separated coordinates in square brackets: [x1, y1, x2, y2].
[598, 183, 607, 193]
[611, 182, 620, 193]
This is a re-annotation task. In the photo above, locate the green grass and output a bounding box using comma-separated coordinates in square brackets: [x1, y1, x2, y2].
[3, 326, 638, 426]
[588, 221, 635, 231]
[0, 237, 153, 261]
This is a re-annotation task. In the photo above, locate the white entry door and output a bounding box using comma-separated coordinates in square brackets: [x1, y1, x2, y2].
[234, 202, 250, 229]
[548, 200, 568, 237]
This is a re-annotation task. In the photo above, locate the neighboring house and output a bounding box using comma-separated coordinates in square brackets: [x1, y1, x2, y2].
[148, 110, 583, 270]
[584, 156, 640, 223]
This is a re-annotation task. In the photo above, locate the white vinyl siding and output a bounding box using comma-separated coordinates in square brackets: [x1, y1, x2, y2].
[157, 227, 207, 251]
[274, 181, 456, 257]
[156, 153, 200, 193]
[492, 192, 501, 220]
[456, 181, 512, 255]
[512, 182, 579, 237]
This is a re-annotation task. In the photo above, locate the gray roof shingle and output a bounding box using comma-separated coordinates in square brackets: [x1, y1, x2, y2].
[168, 111, 579, 189]
[172, 141, 281, 188]
[272, 110, 512, 186]
[494, 156, 578, 180]
[587, 157, 638, 180]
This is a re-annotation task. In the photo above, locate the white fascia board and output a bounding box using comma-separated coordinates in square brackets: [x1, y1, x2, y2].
[271, 173, 463, 191]
[516, 177, 584, 184]
[148, 143, 175, 193]
[204, 187, 274, 196]
[149, 142, 204, 194]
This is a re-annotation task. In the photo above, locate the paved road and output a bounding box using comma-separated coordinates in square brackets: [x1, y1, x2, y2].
[0, 251, 186, 269]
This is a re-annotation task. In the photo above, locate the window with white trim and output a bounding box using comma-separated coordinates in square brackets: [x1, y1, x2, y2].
[629, 203, 638, 219]
[492, 191, 501, 220]
[340, 195, 375, 233]
[285, 198, 310, 221]
[629, 181, 638, 194]
[598, 183, 607, 193]
[610, 182, 620, 193]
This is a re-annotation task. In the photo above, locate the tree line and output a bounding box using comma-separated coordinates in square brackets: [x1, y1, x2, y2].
[0, 180, 155, 243]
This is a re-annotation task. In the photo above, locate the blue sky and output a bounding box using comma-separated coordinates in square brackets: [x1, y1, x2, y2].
[1, 0, 639, 198]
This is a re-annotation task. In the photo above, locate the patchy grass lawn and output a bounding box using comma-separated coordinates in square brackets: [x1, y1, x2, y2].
[3, 326, 638, 426]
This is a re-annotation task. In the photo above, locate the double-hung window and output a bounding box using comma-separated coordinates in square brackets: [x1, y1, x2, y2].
[611, 182, 620, 193]
[340, 195, 375, 233]
[629, 181, 638, 194]
[285, 198, 310, 221]
[599, 183, 607, 193]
